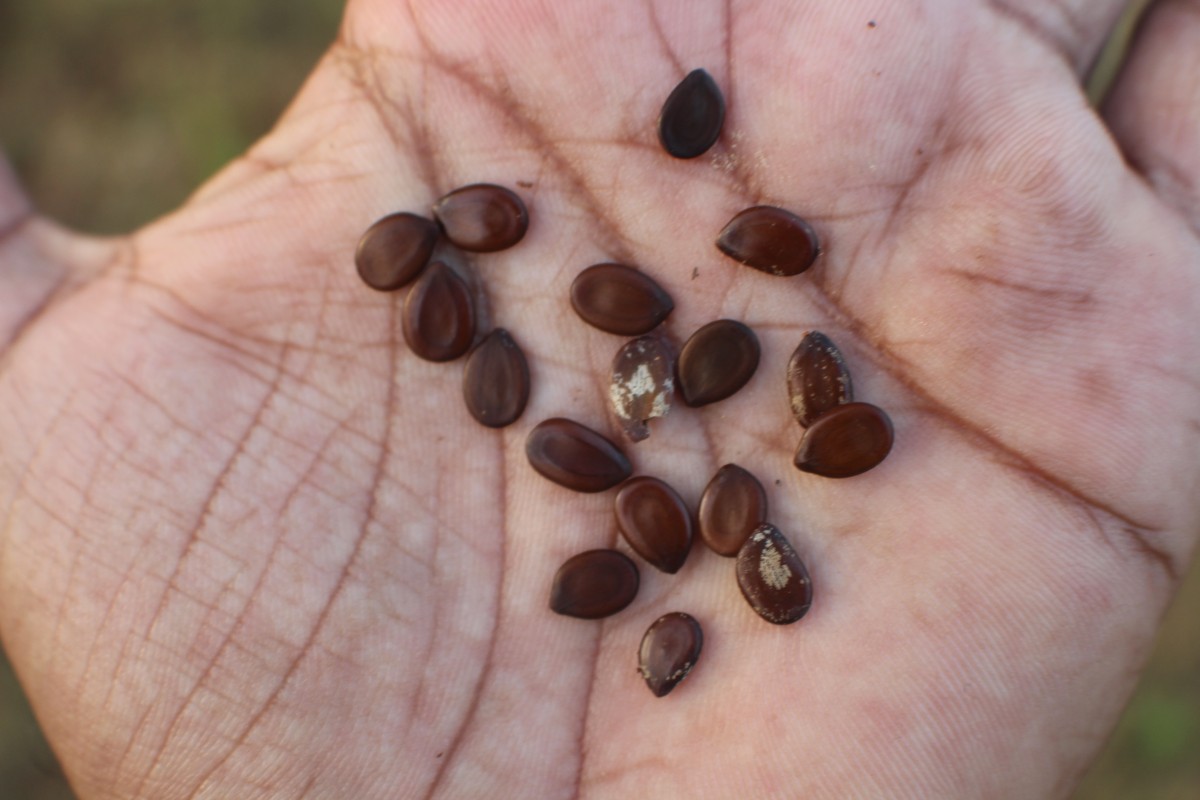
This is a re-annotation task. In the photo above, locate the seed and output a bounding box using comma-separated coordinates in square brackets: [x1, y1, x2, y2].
[638, 612, 703, 697]
[658, 68, 725, 159]
[549, 550, 640, 619]
[676, 319, 760, 407]
[614, 476, 693, 574]
[787, 331, 853, 427]
[401, 261, 476, 362]
[736, 523, 812, 625]
[526, 418, 632, 492]
[698, 464, 767, 557]
[793, 402, 894, 478]
[570, 263, 675, 335]
[355, 212, 440, 291]
[610, 335, 675, 442]
[716, 206, 820, 276]
[462, 329, 530, 428]
[432, 184, 528, 252]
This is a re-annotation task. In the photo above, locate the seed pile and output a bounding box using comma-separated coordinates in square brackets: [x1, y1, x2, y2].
[352, 68, 894, 698]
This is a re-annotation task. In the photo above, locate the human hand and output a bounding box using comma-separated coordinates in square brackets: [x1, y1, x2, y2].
[2, 1, 1198, 797]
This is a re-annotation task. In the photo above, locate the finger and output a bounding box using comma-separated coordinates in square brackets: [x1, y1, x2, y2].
[0, 153, 124, 355]
[1104, 0, 1200, 233]
[981, 0, 1131, 76]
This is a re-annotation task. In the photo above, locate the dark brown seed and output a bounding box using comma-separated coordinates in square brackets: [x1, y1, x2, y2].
[526, 418, 632, 492]
[658, 69, 725, 159]
[787, 331, 854, 427]
[716, 206, 820, 277]
[794, 402, 894, 478]
[401, 261, 476, 362]
[698, 464, 767, 557]
[638, 612, 703, 697]
[355, 212, 440, 291]
[432, 184, 528, 252]
[570, 263, 675, 335]
[676, 319, 760, 407]
[462, 329, 530, 428]
[614, 476, 693, 574]
[736, 523, 813, 625]
[550, 550, 640, 619]
[610, 335, 675, 442]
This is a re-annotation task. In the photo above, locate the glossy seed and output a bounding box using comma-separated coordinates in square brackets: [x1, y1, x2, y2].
[716, 206, 820, 276]
[355, 212, 440, 291]
[401, 261, 476, 362]
[638, 612, 703, 697]
[610, 335, 675, 442]
[570, 263, 675, 335]
[462, 329, 530, 428]
[736, 523, 813, 625]
[658, 68, 725, 159]
[676, 319, 760, 407]
[614, 476, 693, 574]
[794, 402, 894, 478]
[432, 184, 528, 252]
[550, 550, 640, 619]
[526, 418, 633, 492]
[698, 464, 767, 557]
[787, 331, 854, 427]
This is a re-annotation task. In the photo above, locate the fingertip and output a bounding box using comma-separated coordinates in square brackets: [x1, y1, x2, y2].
[1103, 0, 1200, 229]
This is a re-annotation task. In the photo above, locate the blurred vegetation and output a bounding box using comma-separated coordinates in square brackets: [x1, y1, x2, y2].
[0, 0, 1195, 798]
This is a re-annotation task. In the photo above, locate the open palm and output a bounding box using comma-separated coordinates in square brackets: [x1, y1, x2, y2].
[2, 1, 1199, 797]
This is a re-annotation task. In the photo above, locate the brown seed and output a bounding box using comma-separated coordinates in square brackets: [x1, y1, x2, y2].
[638, 612, 703, 697]
[716, 206, 820, 276]
[526, 418, 632, 492]
[432, 184, 528, 252]
[550, 550, 640, 619]
[610, 335, 675, 442]
[658, 68, 725, 159]
[355, 212, 440, 291]
[462, 329, 530, 428]
[698, 464, 767, 557]
[794, 402, 894, 478]
[401, 261, 476, 362]
[614, 476, 693, 574]
[736, 523, 813, 625]
[570, 263, 675, 335]
[787, 331, 854, 427]
[676, 319, 760, 407]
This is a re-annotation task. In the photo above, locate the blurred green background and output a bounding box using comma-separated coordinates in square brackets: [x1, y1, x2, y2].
[0, 1, 1195, 797]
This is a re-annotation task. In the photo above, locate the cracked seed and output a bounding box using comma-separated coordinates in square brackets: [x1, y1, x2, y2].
[609, 335, 674, 442]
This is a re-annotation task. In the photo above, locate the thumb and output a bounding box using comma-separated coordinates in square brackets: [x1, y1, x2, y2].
[0, 153, 123, 355]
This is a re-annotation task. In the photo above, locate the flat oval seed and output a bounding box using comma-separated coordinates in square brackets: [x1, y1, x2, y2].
[401, 261, 476, 362]
[794, 402, 894, 478]
[614, 476, 693, 574]
[462, 329, 530, 428]
[658, 68, 725, 159]
[677, 319, 760, 407]
[432, 184, 528, 252]
[639, 612, 703, 697]
[570, 263, 675, 335]
[355, 212, 440, 291]
[526, 418, 633, 492]
[698, 464, 767, 557]
[716, 206, 820, 276]
[550, 550, 640, 619]
[736, 523, 813, 625]
[787, 331, 854, 427]
[610, 335, 675, 442]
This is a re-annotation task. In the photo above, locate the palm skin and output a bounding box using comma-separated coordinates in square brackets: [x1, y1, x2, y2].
[2, 0, 1199, 797]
